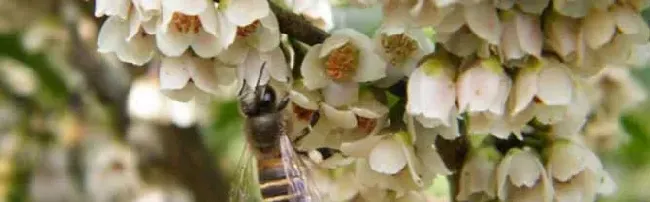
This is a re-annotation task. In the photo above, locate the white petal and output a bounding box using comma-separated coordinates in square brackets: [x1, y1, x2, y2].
[97, 17, 127, 53]
[198, 3, 218, 35]
[217, 11, 237, 48]
[487, 74, 511, 116]
[547, 142, 588, 182]
[369, 139, 407, 174]
[251, 12, 281, 52]
[187, 57, 219, 94]
[351, 94, 389, 119]
[239, 52, 270, 88]
[553, 0, 589, 18]
[340, 134, 384, 157]
[512, 66, 539, 115]
[339, 29, 387, 82]
[159, 57, 191, 90]
[547, 15, 578, 57]
[583, 9, 616, 50]
[435, 6, 465, 33]
[464, 1, 501, 45]
[120, 33, 155, 66]
[515, 13, 543, 57]
[260, 47, 290, 83]
[190, 29, 222, 58]
[156, 26, 192, 57]
[500, 15, 525, 60]
[162, 0, 207, 16]
[321, 103, 357, 129]
[458, 65, 502, 113]
[217, 40, 249, 65]
[301, 44, 331, 90]
[536, 64, 573, 106]
[323, 81, 359, 107]
[319, 32, 350, 58]
[507, 149, 543, 188]
[408, 68, 455, 127]
[224, 0, 270, 26]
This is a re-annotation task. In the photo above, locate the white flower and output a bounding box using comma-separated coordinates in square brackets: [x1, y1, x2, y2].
[95, 0, 131, 19]
[464, 1, 501, 45]
[544, 13, 579, 58]
[217, 10, 281, 64]
[546, 139, 617, 201]
[159, 53, 237, 102]
[221, 0, 270, 27]
[156, 1, 223, 57]
[457, 58, 510, 116]
[511, 58, 575, 125]
[301, 28, 386, 106]
[407, 53, 457, 128]
[457, 146, 501, 202]
[499, 10, 543, 60]
[496, 147, 554, 202]
[373, 25, 434, 87]
[98, 15, 155, 66]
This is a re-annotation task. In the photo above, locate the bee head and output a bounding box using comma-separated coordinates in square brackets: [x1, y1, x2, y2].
[238, 63, 278, 116]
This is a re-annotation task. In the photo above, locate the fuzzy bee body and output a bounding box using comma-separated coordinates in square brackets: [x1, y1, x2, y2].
[234, 65, 319, 202]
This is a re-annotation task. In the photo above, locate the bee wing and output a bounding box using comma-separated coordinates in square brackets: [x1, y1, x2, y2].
[279, 135, 324, 202]
[229, 142, 260, 202]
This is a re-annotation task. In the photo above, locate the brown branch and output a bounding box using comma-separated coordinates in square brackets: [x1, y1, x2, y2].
[268, 1, 330, 45]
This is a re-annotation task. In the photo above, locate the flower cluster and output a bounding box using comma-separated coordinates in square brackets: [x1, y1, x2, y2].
[92, 0, 650, 201]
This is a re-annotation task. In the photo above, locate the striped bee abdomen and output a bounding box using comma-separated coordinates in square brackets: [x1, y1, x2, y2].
[257, 158, 305, 202]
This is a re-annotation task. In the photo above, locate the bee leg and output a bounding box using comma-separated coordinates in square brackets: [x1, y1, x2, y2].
[292, 111, 320, 145]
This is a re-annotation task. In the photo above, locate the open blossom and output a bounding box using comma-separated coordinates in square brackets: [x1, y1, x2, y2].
[546, 139, 616, 202]
[373, 24, 434, 87]
[159, 53, 237, 102]
[217, 9, 281, 65]
[301, 28, 387, 107]
[156, 1, 222, 58]
[496, 147, 554, 202]
[407, 52, 456, 129]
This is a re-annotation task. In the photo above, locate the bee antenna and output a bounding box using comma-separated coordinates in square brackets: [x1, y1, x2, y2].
[237, 79, 246, 97]
[255, 62, 267, 88]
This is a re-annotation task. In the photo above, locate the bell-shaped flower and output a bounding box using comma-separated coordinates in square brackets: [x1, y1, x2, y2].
[407, 52, 457, 129]
[496, 147, 554, 202]
[217, 10, 281, 65]
[511, 58, 575, 125]
[457, 146, 502, 202]
[516, 0, 550, 14]
[301, 28, 387, 107]
[158, 53, 237, 102]
[98, 14, 155, 66]
[544, 13, 579, 58]
[409, 118, 453, 185]
[464, 1, 501, 45]
[156, 1, 223, 58]
[95, 0, 131, 19]
[499, 10, 543, 61]
[373, 24, 434, 87]
[546, 139, 617, 202]
[582, 9, 616, 50]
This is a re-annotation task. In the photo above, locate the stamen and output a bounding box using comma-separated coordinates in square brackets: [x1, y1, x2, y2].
[237, 20, 261, 37]
[381, 33, 418, 66]
[293, 104, 315, 122]
[356, 116, 377, 134]
[325, 42, 359, 81]
[172, 13, 202, 34]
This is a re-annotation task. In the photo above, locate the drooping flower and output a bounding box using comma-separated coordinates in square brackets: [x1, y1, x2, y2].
[407, 52, 457, 129]
[156, 1, 223, 58]
[457, 146, 502, 202]
[301, 28, 387, 107]
[97, 14, 155, 66]
[217, 10, 281, 65]
[158, 53, 237, 102]
[499, 10, 543, 60]
[284, 0, 334, 31]
[546, 139, 617, 201]
[496, 147, 554, 202]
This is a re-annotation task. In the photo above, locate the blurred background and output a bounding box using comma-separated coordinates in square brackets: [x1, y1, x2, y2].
[0, 1, 650, 202]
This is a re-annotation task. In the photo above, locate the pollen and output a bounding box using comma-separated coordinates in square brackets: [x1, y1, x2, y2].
[172, 13, 202, 34]
[325, 42, 359, 81]
[381, 34, 418, 66]
[237, 20, 261, 37]
[356, 116, 377, 134]
[293, 104, 315, 122]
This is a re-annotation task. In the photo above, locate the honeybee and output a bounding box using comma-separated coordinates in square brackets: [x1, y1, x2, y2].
[230, 63, 322, 202]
